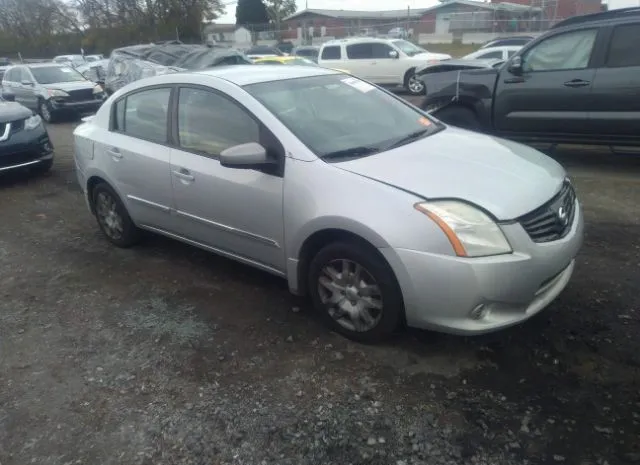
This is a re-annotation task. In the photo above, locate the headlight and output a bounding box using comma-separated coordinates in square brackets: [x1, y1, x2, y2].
[24, 114, 42, 130]
[415, 200, 512, 257]
[46, 88, 69, 98]
[93, 84, 104, 94]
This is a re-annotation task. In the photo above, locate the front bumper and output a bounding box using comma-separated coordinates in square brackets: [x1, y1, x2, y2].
[0, 124, 54, 172]
[49, 98, 103, 116]
[381, 199, 584, 335]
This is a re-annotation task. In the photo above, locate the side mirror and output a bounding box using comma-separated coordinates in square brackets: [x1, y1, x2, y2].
[2, 92, 15, 102]
[508, 56, 523, 75]
[389, 50, 399, 59]
[21, 80, 34, 86]
[220, 142, 273, 169]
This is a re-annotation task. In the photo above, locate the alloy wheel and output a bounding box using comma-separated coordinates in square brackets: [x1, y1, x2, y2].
[407, 74, 425, 95]
[317, 259, 383, 333]
[96, 192, 124, 240]
[40, 102, 51, 122]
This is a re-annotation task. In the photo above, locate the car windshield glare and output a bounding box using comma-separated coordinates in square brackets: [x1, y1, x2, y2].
[245, 74, 441, 159]
[392, 40, 426, 56]
[31, 66, 86, 84]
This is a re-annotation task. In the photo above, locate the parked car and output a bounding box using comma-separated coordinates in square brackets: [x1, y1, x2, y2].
[388, 27, 409, 39]
[318, 37, 451, 95]
[0, 57, 11, 66]
[73, 65, 583, 342]
[478, 35, 534, 49]
[245, 45, 284, 61]
[75, 59, 109, 87]
[52, 55, 86, 68]
[461, 45, 522, 61]
[421, 7, 640, 148]
[253, 55, 349, 73]
[291, 46, 320, 63]
[276, 42, 295, 55]
[0, 91, 54, 174]
[1, 64, 106, 123]
[84, 54, 104, 62]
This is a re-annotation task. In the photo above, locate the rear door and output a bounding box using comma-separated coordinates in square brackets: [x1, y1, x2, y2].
[493, 27, 599, 135]
[588, 22, 640, 141]
[96, 86, 175, 231]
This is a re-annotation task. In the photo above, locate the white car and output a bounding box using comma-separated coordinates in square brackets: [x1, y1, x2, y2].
[318, 37, 451, 95]
[462, 45, 522, 61]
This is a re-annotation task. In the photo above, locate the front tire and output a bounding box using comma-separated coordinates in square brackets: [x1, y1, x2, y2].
[433, 105, 480, 131]
[92, 182, 140, 248]
[39, 99, 56, 123]
[308, 241, 404, 343]
[405, 69, 425, 96]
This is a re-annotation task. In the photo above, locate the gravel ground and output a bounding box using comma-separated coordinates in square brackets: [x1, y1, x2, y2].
[1, 118, 639, 465]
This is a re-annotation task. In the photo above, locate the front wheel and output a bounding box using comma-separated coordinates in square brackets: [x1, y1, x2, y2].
[39, 100, 55, 123]
[433, 106, 480, 131]
[405, 70, 425, 96]
[308, 241, 404, 343]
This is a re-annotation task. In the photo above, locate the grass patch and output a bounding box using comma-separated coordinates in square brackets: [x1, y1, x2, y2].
[420, 43, 480, 58]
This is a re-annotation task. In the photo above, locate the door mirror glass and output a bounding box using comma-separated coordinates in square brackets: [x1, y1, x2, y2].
[1, 92, 15, 101]
[389, 50, 399, 59]
[220, 142, 271, 168]
[21, 80, 34, 86]
[508, 56, 523, 75]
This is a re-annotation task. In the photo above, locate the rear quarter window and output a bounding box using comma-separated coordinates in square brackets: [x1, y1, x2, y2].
[321, 46, 341, 60]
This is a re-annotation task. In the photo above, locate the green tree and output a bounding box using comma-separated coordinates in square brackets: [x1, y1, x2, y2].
[264, 0, 296, 39]
[235, 0, 269, 26]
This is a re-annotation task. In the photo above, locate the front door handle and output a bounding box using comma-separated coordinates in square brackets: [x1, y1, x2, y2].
[564, 79, 590, 88]
[173, 168, 195, 183]
[107, 148, 122, 159]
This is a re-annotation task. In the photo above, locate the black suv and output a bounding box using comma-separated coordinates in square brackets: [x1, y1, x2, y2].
[421, 8, 640, 148]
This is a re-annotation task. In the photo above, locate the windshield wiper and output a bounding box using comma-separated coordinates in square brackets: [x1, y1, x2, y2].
[382, 129, 430, 152]
[322, 146, 380, 160]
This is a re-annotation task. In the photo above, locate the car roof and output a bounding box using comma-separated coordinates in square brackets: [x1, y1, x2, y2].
[193, 64, 337, 86]
[322, 36, 399, 46]
[25, 63, 70, 68]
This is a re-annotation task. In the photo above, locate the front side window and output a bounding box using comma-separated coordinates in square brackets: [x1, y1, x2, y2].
[177, 87, 259, 157]
[321, 46, 341, 60]
[507, 50, 517, 58]
[606, 23, 640, 68]
[245, 74, 442, 159]
[523, 29, 597, 72]
[119, 87, 171, 144]
[347, 43, 373, 60]
[371, 43, 395, 59]
[391, 40, 426, 57]
[30, 66, 87, 84]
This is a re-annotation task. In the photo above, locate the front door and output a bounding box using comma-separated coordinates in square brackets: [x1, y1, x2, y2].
[493, 28, 599, 136]
[169, 86, 286, 272]
[588, 22, 640, 141]
[95, 86, 175, 231]
[345, 43, 378, 82]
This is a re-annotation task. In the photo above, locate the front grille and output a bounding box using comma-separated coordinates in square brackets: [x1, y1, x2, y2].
[519, 182, 576, 243]
[67, 88, 95, 102]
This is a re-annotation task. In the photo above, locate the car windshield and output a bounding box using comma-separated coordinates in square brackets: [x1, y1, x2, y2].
[31, 66, 87, 84]
[245, 74, 442, 160]
[392, 40, 426, 57]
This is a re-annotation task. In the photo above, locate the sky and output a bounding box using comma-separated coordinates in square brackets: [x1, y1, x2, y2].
[216, 0, 640, 23]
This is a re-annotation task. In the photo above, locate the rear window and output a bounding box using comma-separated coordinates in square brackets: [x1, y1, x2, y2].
[321, 46, 341, 60]
[606, 23, 640, 68]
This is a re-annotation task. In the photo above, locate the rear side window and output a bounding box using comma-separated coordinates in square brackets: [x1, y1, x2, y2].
[114, 87, 171, 144]
[347, 43, 373, 59]
[606, 23, 640, 68]
[321, 46, 341, 60]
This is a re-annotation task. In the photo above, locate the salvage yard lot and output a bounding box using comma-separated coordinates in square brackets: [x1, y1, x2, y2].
[1, 120, 640, 465]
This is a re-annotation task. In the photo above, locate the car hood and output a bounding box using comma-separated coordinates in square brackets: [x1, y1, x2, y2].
[43, 81, 95, 92]
[332, 127, 566, 221]
[409, 52, 452, 61]
[416, 58, 503, 75]
[0, 101, 32, 123]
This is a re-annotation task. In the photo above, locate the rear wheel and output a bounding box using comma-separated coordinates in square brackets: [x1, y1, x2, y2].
[308, 241, 404, 343]
[434, 106, 480, 131]
[92, 182, 140, 248]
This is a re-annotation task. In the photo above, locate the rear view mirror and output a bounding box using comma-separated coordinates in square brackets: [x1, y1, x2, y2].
[508, 56, 523, 75]
[2, 92, 15, 102]
[389, 50, 399, 59]
[220, 142, 274, 169]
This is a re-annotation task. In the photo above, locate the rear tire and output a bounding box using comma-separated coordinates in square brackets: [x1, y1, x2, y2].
[433, 106, 480, 131]
[91, 182, 140, 248]
[308, 241, 404, 343]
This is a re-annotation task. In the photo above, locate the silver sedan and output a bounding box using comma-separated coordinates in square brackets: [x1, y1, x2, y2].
[73, 65, 583, 342]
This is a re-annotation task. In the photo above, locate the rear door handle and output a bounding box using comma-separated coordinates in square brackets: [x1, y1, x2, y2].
[564, 79, 590, 88]
[173, 168, 195, 182]
[107, 147, 122, 159]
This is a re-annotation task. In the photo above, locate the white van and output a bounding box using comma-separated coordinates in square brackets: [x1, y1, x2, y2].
[318, 37, 450, 95]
